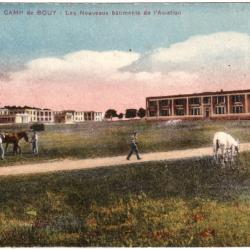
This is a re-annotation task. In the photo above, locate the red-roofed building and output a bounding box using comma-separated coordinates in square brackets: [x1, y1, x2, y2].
[146, 89, 250, 120]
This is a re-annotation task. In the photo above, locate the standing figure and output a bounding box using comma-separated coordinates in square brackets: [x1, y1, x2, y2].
[0, 133, 5, 160]
[31, 131, 39, 155]
[127, 131, 142, 160]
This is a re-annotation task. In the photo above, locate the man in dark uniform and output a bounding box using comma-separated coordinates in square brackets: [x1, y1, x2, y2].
[31, 131, 38, 155]
[126, 131, 141, 160]
[0, 133, 5, 160]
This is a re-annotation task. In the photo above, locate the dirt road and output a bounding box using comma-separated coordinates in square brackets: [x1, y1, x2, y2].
[1, 143, 250, 177]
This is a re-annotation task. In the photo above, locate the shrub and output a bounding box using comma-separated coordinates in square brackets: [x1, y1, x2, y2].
[30, 123, 45, 132]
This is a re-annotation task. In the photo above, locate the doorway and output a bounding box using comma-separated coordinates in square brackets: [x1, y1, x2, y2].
[205, 108, 210, 118]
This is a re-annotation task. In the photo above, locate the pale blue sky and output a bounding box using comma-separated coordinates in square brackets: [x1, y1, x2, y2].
[0, 3, 250, 72]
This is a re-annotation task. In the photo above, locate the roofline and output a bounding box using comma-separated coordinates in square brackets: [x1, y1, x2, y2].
[146, 89, 250, 100]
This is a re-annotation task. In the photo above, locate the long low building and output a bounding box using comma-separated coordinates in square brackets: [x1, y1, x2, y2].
[0, 106, 54, 124]
[54, 110, 104, 123]
[146, 89, 250, 120]
[0, 106, 103, 124]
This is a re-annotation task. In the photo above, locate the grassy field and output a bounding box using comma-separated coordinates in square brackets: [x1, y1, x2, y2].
[1, 119, 250, 166]
[0, 120, 250, 246]
[0, 152, 249, 246]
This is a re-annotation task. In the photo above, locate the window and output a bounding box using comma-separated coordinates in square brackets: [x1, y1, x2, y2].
[159, 99, 171, 106]
[232, 95, 243, 103]
[233, 106, 243, 113]
[189, 98, 201, 105]
[215, 106, 225, 114]
[149, 111, 157, 117]
[174, 99, 186, 105]
[190, 107, 201, 115]
[215, 96, 225, 104]
[175, 108, 185, 116]
[203, 97, 211, 104]
[160, 109, 171, 116]
[149, 101, 157, 106]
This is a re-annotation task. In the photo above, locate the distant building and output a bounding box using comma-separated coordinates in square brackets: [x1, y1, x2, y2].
[73, 111, 85, 122]
[0, 108, 9, 116]
[0, 106, 103, 124]
[36, 109, 54, 123]
[0, 106, 54, 123]
[146, 89, 250, 120]
[0, 108, 13, 123]
[54, 111, 74, 124]
[94, 112, 103, 122]
[84, 111, 95, 121]
[57, 110, 102, 123]
[83, 111, 103, 121]
[15, 114, 31, 124]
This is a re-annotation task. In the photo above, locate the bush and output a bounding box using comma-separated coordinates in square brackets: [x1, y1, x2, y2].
[30, 123, 45, 132]
[125, 109, 137, 119]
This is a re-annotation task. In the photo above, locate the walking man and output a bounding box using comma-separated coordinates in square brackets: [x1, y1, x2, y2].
[0, 133, 5, 160]
[31, 131, 38, 155]
[127, 131, 142, 160]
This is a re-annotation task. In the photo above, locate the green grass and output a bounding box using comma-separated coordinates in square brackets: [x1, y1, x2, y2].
[0, 152, 250, 246]
[1, 119, 250, 166]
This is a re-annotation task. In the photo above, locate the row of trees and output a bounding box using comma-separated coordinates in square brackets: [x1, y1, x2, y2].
[105, 108, 146, 120]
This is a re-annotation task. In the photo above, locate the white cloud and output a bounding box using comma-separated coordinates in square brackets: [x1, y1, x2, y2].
[124, 31, 250, 74]
[2, 31, 250, 111]
[9, 50, 140, 83]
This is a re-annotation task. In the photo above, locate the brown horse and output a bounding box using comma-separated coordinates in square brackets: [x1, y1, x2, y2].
[3, 131, 29, 154]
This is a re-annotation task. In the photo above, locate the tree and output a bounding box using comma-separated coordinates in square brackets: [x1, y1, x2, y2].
[125, 109, 137, 119]
[105, 109, 118, 120]
[137, 108, 146, 118]
[118, 113, 124, 119]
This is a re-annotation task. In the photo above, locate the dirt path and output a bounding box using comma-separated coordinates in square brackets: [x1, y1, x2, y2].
[1, 143, 250, 177]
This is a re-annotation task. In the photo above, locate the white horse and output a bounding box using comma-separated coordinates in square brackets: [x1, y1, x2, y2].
[165, 119, 182, 126]
[213, 132, 239, 163]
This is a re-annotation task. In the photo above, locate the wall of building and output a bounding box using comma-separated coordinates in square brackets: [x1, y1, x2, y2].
[73, 112, 85, 122]
[0, 107, 103, 124]
[94, 112, 103, 121]
[146, 91, 250, 120]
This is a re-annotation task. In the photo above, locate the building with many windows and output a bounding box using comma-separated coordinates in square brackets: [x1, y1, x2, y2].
[0, 106, 54, 124]
[0, 106, 103, 124]
[54, 110, 103, 123]
[146, 89, 250, 120]
[54, 111, 74, 124]
[94, 112, 103, 121]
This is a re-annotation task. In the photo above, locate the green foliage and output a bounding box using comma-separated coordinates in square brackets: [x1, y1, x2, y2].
[118, 113, 124, 119]
[0, 153, 250, 246]
[104, 109, 118, 119]
[1, 119, 250, 167]
[125, 109, 137, 118]
[137, 108, 146, 118]
[30, 123, 45, 132]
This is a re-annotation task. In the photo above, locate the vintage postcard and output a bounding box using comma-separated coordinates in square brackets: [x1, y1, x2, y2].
[0, 2, 250, 247]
